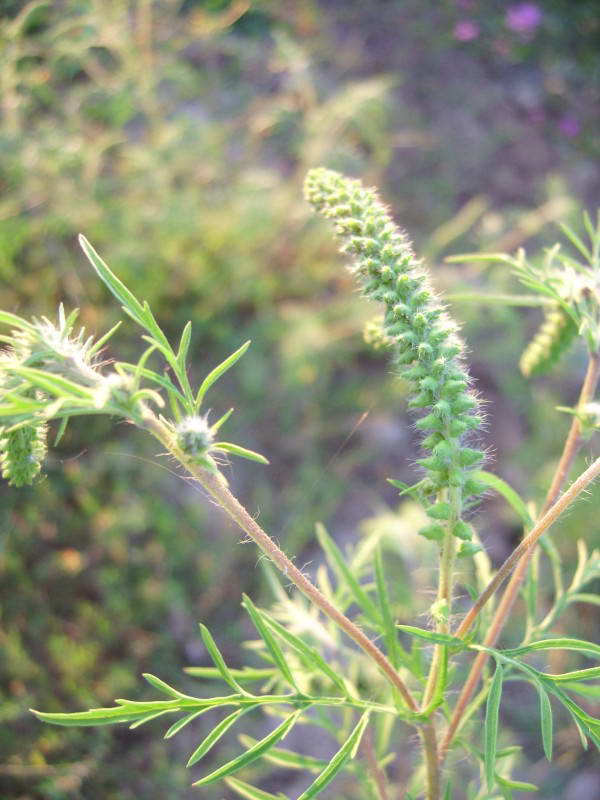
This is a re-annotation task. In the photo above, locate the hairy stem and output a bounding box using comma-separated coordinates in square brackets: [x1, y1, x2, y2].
[420, 722, 440, 800]
[361, 724, 390, 800]
[141, 410, 419, 712]
[441, 351, 600, 759]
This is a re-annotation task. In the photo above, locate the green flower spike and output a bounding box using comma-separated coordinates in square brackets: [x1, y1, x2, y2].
[0, 422, 47, 487]
[520, 301, 577, 378]
[305, 168, 485, 542]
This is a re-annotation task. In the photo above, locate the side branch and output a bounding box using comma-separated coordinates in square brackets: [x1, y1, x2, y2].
[455, 453, 600, 640]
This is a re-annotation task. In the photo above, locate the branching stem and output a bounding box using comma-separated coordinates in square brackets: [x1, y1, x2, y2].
[440, 351, 600, 760]
[141, 410, 419, 713]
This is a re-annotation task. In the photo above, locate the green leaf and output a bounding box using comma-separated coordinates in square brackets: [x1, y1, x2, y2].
[569, 593, 600, 607]
[88, 320, 123, 356]
[504, 638, 600, 660]
[538, 687, 553, 760]
[559, 222, 592, 261]
[396, 625, 466, 648]
[164, 709, 211, 739]
[214, 441, 269, 465]
[196, 341, 251, 408]
[184, 666, 276, 683]
[0, 310, 36, 332]
[260, 613, 348, 695]
[296, 712, 370, 800]
[79, 235, 147, 327]
[484, 663, 504, 791]
[177, 321, 192, 370]
[225, 776, 288, 800]
[192, 710, 302, 786]
[116, 362, 187, 406]
[187, 708, 247, 767]
[199, 625, 248, 694]
[473, 471, 534, 528]
[30, 705, 158, 727]
[496, 775, 538, 792]
[242, 596, 299, 691]
[238, 735, 330, 772]
[374, 546, 406, 671]
[9, 367, 94, 400]
[142, 673, 185, 699]
[129, 710, 171, 729]
[315, 523, 381, 626]
[542, 666, 600, 682]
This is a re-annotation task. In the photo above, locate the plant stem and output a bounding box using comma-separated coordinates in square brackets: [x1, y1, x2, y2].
[440, 351, 600, 759]
[140, 410, 419, 712]
[421, 722, 440, 800]
[453, 453, 600, 640]
[361, 724, 390, 800]
[422, 490, 458, 708]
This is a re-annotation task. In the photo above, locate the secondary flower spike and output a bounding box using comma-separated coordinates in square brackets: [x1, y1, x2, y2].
[305, 168, 485, 543]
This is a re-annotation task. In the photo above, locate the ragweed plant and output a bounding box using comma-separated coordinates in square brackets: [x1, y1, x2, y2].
[2, 176, 600, 799]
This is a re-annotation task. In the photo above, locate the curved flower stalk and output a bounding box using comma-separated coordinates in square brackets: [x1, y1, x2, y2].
[305, 169, 485, 551]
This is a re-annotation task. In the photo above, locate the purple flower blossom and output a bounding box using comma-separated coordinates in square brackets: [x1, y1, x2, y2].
[506, 3, 543, 34]
[558, 114, 581, 138]
[453, 19, 480, 42]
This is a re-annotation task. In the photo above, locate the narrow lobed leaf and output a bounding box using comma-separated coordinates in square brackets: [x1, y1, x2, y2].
[296, 712, 371, 800]
[192, 709, 302, 786]
[196, 340, 251, 408]
[484, 662, 504, 791]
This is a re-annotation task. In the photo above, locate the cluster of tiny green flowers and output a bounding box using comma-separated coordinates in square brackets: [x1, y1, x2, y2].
[0, 423, 47, 487]
[175, 415, 214, 462]
[520, 302, 577, 377]
[305, 168, 485, 544]
[363, 316, 393, 351]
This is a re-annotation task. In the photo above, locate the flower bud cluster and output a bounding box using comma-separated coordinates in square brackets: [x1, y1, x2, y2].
[175, 415, 214, 462]
[0, 423, 47, 487]
[520, 302, 577, 377]
[305, 168, 485, 544]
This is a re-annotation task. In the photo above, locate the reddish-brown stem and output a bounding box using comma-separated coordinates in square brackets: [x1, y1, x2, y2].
[361, 724, 390, 800]
[141, 411, 419, 712]
[441, 352, 600, 759]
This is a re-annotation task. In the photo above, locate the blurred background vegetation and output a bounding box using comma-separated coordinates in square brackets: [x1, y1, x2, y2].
[1, 0, 599, 797]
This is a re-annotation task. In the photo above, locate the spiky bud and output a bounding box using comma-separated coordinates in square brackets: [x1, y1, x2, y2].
[175, 416, 214, 461]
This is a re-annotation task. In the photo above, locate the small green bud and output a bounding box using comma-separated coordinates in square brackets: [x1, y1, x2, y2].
[426, 502, 452, 520]
[419, 523, 446, 542]
[457, 541, 482, 558]
[452, 520, 472, 541]
[458, 447, 485, 467]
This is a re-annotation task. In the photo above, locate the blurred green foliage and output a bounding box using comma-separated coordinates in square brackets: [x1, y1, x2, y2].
[1, 0, 599, 797]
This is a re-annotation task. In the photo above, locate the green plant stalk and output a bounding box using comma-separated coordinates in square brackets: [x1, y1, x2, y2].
[422, 488, 459, 709]
[441, 352, 600, 759]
